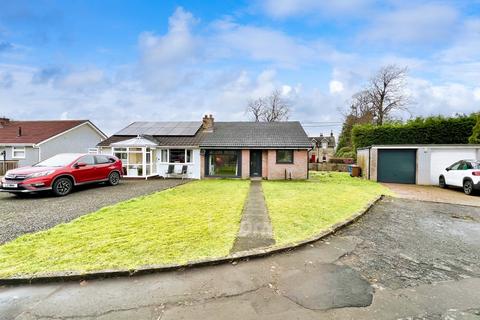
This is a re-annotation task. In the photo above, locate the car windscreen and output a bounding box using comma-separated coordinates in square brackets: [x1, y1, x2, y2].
[472, 162, 480, 169]
[34, 154, 80, 167]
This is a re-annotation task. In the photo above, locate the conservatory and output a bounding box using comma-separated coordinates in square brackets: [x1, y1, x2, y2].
[109, 136, 158, 178]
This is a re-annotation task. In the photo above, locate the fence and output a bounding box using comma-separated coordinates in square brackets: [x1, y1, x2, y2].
[0, 161, 18, 176]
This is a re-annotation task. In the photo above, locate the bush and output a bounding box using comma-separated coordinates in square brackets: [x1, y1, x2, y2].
[329, 157, 354, 164]
[335, 146, 355, 158]
[469, 114, 480, 143]
[352, 115, 477, 149]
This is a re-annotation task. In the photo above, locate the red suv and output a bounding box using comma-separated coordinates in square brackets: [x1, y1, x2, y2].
[1, 153, 123, 196]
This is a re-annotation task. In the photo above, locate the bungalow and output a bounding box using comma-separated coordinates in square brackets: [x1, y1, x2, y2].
[97, 115, 311, 180]
[0, 118, 107, 171]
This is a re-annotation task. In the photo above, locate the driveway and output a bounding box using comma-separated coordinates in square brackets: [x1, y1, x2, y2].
[384, 183, 480, 207]
[0, 178, 187, 244]
[1, 197, 480, 319]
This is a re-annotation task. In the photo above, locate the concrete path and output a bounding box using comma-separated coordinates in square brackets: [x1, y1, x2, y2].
[231, 180, 275, 252]
[2, 198, 480, 319]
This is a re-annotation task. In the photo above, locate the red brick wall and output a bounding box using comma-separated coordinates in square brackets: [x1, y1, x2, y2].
[241, 149, 250, 179]
[266, 150, 308, 180]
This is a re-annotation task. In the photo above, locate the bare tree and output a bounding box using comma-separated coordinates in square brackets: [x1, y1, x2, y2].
[367, 65, 409, 125]
[246, 89, 290, 122]
[246, 98, 265, 122]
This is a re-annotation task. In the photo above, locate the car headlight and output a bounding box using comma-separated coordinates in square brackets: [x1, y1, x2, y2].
[27, 170, 55, 179]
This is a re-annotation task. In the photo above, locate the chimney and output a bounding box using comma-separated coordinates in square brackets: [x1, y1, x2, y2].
[17, 126, 22, 137]
[330, 130, 333, 137]
[202, 114, 214, 132]
[0, 117, 10, 127]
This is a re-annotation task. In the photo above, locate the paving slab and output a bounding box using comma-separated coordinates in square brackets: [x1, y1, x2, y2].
[231, 180, 275, 252]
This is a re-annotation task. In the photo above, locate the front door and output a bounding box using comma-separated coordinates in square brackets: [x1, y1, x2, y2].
[250, 150, 262, 177]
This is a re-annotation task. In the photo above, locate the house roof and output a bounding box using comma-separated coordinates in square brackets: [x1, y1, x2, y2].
[0, 120, 98, 145]
[311, 135, 336, 148]
[114, 121, 202, 136]
[99, 121, 311, 149]
[110, 135, 160, 147]
[200, 122, 311, 149]
[98, 133, 207, 147]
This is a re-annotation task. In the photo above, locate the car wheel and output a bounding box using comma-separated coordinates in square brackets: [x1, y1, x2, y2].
[52, 177, 73, 196]
[439, 176, 447, 188]
[463, 179, 475, 195]
[107, 171, 120, 186]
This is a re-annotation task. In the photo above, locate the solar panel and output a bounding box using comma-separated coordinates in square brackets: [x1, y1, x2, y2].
[114, 121, 201, 136]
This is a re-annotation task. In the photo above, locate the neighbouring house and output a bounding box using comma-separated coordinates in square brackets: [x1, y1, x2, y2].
[0, 118, 107, 171]
[309, 132, 336, 163]
[357, 144, 480, 185]
[97, 115, 312, 180]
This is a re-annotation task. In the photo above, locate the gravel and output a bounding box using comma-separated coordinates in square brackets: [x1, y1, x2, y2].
[338, 197, 480, 289]
[0, 178, 187, 244]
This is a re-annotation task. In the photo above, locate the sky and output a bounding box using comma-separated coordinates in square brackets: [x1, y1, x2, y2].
[0, 0, 479, 136]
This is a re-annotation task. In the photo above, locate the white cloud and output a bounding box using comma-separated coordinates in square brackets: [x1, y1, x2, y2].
[438, 19, 480, 63]
[329, 80, 344, 94]
[474, 88, 480, 101]
[60, 68, 104, 89]
[361, 4, 459, 44]
[260, 0, 373, 19]
[137, 7, 200, 90]
[211, 20, 353, 68]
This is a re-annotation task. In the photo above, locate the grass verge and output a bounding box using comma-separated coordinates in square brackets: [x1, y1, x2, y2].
[263, 172, 391, 246]
[0, 180, 249, 278]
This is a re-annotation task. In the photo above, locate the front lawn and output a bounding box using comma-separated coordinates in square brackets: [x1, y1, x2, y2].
[0, 180, 250, 278]
[263, 172, 390, 246]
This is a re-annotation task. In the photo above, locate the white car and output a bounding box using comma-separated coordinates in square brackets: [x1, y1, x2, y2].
[439, 160, 480, 195]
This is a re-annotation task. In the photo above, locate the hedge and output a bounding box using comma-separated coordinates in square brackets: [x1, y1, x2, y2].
[469, 114, 480, 143]
[352, 115, 477, 149]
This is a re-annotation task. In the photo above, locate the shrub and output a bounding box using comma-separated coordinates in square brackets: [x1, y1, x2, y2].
[352, 115, 477, 149]
[335, 146, 355, 158]
[469, 114, 480, 144]
[329, 157, 354, 164]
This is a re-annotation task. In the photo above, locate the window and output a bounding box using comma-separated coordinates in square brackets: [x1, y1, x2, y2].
[448, 161, 463, 170]
[113, 148, 127, 161]
[321, 142, 328, 149]
[160, 149, 168, 163]
[208, 150, 239, 176]
[276, 150, 294, 164]
[77, 155, 95, 165]
[12, 146, 25, 159]
[95, 155, 115, 164]
[170, 149, 185, 163]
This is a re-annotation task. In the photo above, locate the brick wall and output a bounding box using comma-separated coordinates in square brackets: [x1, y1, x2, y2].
[241, 149, 250, 179]
[266, 150, 308, 180]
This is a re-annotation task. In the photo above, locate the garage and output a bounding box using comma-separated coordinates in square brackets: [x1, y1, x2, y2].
[377, 149, 416, 184]
[357, 145, 480, 186]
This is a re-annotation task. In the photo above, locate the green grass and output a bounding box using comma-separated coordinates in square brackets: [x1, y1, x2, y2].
[263, 172, 391, 246]
[0, 180, 250, 278]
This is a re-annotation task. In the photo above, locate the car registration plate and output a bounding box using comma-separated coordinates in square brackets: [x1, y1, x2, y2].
[2, 183, 18, 188]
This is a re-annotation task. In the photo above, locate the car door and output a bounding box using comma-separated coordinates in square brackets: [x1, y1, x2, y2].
[94, 155, 114, 180]
[444, 161, 462, 186]
[71, 155, 97, 183]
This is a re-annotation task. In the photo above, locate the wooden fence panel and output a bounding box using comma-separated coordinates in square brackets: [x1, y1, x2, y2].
[0, 161, 18, 176]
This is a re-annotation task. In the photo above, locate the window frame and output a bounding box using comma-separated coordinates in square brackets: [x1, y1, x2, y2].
[11, 146, 26, 159]
[276, 149, 294, 164]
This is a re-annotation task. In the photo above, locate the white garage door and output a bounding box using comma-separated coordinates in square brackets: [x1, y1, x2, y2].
[430, 149, 477, 184]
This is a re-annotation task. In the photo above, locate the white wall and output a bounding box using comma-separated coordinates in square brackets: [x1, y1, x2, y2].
[156, 149, 201, 179]
[429, 148, 479, 184]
